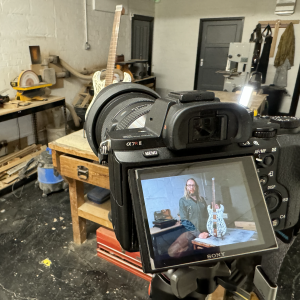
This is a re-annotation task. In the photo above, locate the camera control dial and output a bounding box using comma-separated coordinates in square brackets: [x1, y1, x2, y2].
[253, 128, 277, 138]
[255, 154, 275, 167]
[270, 116, 300, 129]
[265, 190, 282, 213]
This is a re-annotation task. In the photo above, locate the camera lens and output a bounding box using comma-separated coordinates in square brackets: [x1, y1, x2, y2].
[85, 83, 160, 156]
[94, 91, 157, 145]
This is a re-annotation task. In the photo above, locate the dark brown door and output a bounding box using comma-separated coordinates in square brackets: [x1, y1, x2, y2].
[195, 18, 244, 91]
[132, 15, 154, 76]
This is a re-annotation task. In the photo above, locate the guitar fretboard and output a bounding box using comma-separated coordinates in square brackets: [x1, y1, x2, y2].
[212, 178, 216, 211]
[105, 10, 122, 87]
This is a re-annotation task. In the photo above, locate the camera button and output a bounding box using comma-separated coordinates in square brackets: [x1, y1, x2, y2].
[265, 192, 281, 213]
[143, 150, 159, 158]
[239, 141, 252, 147]
[263, 155, 274, 166]
[259, 176, 268, 186]
[272, 219, 280, 227]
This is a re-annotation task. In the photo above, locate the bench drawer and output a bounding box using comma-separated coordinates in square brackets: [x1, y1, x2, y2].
[60, 155, 109, 189]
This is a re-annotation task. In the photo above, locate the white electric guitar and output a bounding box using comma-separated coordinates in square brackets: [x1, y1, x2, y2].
[86, 5, 131, 117]
[206, 178, 227, 238]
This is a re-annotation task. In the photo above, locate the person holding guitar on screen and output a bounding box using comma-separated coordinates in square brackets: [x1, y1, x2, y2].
[168, 178, 222, 258]
[179, 178, 219, 239]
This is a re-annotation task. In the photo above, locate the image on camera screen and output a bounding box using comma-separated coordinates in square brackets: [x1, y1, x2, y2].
[135, 157, 277, 270]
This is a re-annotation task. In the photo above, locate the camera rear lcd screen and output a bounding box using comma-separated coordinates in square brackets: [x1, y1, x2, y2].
[134, 156, 277, 272]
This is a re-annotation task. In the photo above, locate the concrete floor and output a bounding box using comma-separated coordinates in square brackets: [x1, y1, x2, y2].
[0, 180, 298, 300]
[276, 235, 300, 300]
[0, 181, 149, 300]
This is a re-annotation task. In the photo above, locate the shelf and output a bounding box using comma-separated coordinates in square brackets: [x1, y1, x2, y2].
[78, 198, 113, 229]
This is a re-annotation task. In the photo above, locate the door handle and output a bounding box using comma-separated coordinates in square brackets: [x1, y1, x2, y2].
[200, 59, 204, 66]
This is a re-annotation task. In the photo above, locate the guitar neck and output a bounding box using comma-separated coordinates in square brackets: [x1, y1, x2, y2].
[105, 7, 123, 87]
[212, 178, 216, 211]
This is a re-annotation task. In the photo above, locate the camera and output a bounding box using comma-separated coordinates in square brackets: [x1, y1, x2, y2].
[85, 83, 300, 274]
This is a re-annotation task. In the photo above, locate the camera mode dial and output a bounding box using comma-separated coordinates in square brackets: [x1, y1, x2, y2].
[270, 116, 300, 129]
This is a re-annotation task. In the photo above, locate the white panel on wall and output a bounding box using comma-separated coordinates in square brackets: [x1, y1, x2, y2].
[93, 0, 129, 14]
[275, 0, 297, 15]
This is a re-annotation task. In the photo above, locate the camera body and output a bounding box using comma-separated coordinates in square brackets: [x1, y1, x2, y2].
[100, 90, 300, 252]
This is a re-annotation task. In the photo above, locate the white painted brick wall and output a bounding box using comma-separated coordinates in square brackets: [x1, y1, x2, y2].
[0, 0, 155, 147]
[2, 0, 31, 15]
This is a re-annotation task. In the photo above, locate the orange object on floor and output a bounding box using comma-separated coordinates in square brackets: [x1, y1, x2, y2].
[96, 227, 152, 282]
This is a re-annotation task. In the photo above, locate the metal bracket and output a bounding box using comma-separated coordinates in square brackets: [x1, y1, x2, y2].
[48, 55, 59, 64]
[100, 139, 111, 155]
[168, 262, 231, 299]
[253, 266, 277, 300]
[77, 166, 89, 180]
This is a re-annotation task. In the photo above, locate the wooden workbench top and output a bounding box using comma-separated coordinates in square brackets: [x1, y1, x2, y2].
[213, 91, 267, 112]
[49, 130, 98, 161]
[0, 96, 65, 116]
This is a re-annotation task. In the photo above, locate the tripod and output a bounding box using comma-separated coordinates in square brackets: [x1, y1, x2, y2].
[149, 261, 255, 300]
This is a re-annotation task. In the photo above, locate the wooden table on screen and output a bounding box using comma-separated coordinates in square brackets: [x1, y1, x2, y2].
[150, 223, 183, 235]
[48, 130, 112, 245]
[192, 226, 257, 250]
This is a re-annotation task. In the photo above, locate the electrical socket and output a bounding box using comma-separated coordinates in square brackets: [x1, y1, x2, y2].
[85, 42, 91, 50]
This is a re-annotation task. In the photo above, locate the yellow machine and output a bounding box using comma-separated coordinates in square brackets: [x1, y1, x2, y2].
[10, 70, 52, 101]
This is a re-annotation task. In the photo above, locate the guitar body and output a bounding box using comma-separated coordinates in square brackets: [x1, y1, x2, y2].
[206, 178, 227, 238]
[92, 69, 131, 98]
[86, 70, 131, 117]
[207, 204, 227, 238]
[117, 64, 135, 82]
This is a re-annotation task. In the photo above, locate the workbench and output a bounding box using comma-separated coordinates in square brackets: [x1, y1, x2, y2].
[134, 76, 156, 90]
[211, 91, 267, 114]
[0, 96, 66, 196]
[0, 96, 66, 144]
[48, 130, 112, 245]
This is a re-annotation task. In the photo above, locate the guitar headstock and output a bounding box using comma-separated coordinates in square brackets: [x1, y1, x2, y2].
[116, 5, 125, 15]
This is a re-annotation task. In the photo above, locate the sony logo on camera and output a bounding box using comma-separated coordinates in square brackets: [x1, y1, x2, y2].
[207, 252, 225, 259]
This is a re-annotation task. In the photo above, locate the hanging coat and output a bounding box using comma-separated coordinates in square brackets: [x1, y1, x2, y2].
[274, 23, 295, 67]
[273, 23, 295, 87]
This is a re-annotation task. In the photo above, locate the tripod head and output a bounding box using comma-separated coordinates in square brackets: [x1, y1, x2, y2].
[150, 262, 231, 299]
[149, 258, 276, 300]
